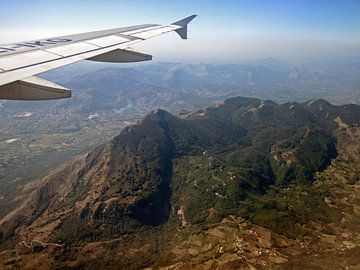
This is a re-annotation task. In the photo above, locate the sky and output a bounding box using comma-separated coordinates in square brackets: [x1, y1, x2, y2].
[1, 0, 360, 63]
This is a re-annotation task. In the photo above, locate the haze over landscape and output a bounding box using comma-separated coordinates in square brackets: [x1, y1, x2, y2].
[1, 1, 360, 269]
[1, 0, 360, 62]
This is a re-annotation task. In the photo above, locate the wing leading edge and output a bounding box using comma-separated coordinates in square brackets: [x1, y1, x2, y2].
[0, 15, 197, 100]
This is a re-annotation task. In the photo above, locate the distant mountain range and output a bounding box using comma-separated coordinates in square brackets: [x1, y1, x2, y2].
[4, 59, 360, 115]
[1, 96, 360, 269]
[4, 58, 357, 193]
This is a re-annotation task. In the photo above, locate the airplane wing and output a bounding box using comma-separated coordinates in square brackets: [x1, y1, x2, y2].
[0, 15, 197, 100]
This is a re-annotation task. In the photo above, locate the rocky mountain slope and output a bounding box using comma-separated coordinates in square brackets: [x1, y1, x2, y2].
[1, 96, 360, 269]
[2, 60, 359, 208]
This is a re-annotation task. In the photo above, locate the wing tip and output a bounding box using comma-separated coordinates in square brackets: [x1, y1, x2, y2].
[172, 15, 198, 27]
[172, 15, 197, 40]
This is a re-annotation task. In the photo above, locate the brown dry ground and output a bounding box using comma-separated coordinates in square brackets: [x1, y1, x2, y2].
[1, 126, 360, 270]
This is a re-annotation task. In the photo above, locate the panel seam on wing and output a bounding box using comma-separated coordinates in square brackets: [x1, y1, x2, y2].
[82, 42, 102, 48]
[39, 49, 68, 58]
[121, 25, 166, 35]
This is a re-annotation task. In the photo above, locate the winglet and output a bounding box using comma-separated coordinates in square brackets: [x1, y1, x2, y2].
[172, 15, 197, 39]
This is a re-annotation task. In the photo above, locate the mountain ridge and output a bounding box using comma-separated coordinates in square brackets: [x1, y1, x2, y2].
[1, 96, 360, 269]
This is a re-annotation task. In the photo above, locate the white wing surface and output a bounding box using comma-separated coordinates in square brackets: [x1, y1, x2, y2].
[0, 15, 197, 100]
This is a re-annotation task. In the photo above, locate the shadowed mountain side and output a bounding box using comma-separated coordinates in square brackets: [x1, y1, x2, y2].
[1, 96, 360, 269]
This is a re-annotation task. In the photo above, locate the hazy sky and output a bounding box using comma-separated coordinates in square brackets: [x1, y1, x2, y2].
[1, 0, 360, 62]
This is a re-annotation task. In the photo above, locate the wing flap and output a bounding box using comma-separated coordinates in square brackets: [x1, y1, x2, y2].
[87, 48, 152, 63]
[0, 76, 71, 100]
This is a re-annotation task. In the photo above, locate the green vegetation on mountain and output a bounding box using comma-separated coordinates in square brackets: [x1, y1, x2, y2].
[1, 96, 360, 269]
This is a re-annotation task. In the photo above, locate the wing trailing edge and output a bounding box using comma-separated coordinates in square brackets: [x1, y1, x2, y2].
[0, 76, 71, 100]
[87, 48, 152, 63]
